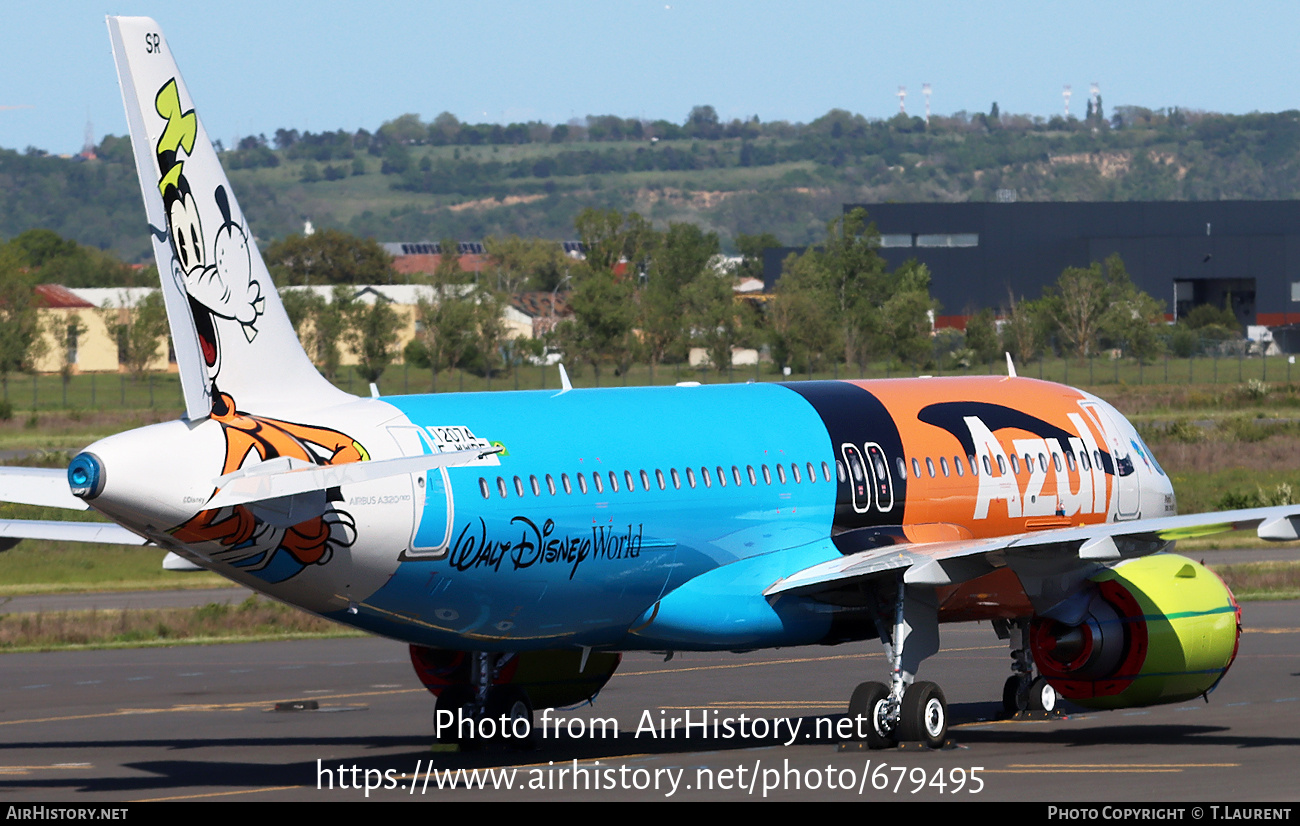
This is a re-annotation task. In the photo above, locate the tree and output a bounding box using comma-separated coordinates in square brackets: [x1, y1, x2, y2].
[344, 295, 402, 384]
[1045, 262, 1112, 358]
[733, 232, 780, 284]
[767, 252, 837, 373]
[561, 209, 652, 379]
[1002, 290, 1046, 363]
[264, 229, 393, 286]
[101, 291, 168, 378]
[406, 239, 478, 390]
[483, 235, 574, 293]
[0, 246, 45, 396]
[964, 308, 1001, 364]
[641, 222, 718, 372]
[880, 261, 937, 367]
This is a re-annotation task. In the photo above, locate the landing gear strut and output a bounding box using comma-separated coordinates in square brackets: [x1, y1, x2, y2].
[847, 577, 948, 749]
[996, 618, 1058, 715]
[434, 652, 535, 749]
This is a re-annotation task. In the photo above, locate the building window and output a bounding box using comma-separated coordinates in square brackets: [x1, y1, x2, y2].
[916, 233, 978, 248]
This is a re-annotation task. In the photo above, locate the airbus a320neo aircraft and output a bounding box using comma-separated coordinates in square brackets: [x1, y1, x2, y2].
[1, 16, 1296, 750]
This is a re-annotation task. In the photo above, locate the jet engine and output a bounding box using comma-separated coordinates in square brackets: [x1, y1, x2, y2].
[1029, 554, 1240, 710]
[409, 646, 621, 709]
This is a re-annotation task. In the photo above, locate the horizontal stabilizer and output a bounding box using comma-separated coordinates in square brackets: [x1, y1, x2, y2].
[206, 446, 502, 510]
[0, 468, 88, 511]
[0, 519, 148, 545]
[163, 551, 204, 571]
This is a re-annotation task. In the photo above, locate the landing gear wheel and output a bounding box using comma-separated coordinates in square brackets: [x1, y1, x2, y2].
[434, 685, 475, 745]
[1002, 675, 1022, 715]
[1028, 677, 1057, 713]
[486, 686, 534, 748]
[898, 681, 947, 748]
[847, 681, 895, 750]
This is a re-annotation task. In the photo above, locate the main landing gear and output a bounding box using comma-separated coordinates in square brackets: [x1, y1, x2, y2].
[847, 578, 949, 749]
[434, 652, 535, 750]
[995, 618, 1058, 716]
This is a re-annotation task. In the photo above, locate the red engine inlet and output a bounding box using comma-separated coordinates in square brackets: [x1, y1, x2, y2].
[1030, 580, 1149, 701]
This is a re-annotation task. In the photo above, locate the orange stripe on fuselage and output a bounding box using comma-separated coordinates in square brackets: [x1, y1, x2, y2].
[840, 376, 1114, 540]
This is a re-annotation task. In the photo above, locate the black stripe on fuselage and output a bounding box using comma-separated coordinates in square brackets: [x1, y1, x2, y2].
[780, 381, 907, 550]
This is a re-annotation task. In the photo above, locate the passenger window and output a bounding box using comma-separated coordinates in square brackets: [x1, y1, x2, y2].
[546, 474, 557, 495]
[1053, 453, 1063, 473]
[762, 465, 772, 485]
[479, 477, 490, 499]
[996, 456, 1006, 475]
[656, 469, 666, 490]
[530, 475, 540, 496]
[716, 466, 727, 487]
[640, 470, 651, 490]
[939, 457, 949, 477]
[593, 473, 604, 494]
[732, 465, 743, 486]
[1080, 451, 1090, 471]
[578, 474, 588, 494]
[822, 461, 832, 482]
[925, 457, 935, 478]
[513, 476, 525, 497]
[608, 471, 618, 493]
[747, 465, 758, 485]
[1093, 450, 1103, 471]
[701, 467, 711, 488]
[837, 460, 848, 483]
[897, 457, 907, 479]
[1039, 452, 1049, 471]
[776, 464, 787, 484]
[562, 473, 572, 494]
[497, 477, 509, 498]
[625, 470, 635, 491]
[671, 468, 681, 489]
[1023, 455, 1033, 473]
[912, 458, 921, 478]
[1009, 455, 1019, 475]
[686, 467, 697, 488]
[968, 455, 979, 476]
[1067, 451, 1077, 472]
[952, 456, 963, 477]
[982, 456, 992, 475]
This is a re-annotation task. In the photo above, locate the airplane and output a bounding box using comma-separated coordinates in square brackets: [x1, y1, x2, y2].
[1, 15, 1297, 751]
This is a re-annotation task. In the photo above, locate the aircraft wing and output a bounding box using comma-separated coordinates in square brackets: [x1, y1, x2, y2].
[766, 504, 1300, 598]
[0, 467, 88, 510]
[0, 518, 148, 545]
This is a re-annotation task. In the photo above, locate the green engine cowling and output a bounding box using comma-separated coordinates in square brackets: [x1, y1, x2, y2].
[1030, 554, 1241, 710]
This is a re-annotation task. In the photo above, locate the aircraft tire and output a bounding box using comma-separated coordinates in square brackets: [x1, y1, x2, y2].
[898, 681, 947, 748]
[1028, 677, 1057, 713]
[486, 686, 534, 748]
[847, 681, 895, 750]
[1002, 675, 1022, 715]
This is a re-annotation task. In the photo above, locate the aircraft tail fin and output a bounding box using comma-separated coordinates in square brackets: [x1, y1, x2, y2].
[107, 17, 351, 419]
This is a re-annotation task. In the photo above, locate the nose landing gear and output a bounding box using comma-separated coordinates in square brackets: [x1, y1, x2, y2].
[846, 579, 950, 750]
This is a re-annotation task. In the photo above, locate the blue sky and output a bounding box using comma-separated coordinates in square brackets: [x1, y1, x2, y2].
[4, 1, 1299, 155]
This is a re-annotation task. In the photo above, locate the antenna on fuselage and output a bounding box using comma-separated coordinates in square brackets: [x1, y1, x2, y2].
[1005, 352, 1017, 378]
[558, 362, 573, 393]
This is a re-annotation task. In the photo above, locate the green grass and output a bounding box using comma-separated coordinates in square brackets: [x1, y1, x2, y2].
[0, 595, 361, 652]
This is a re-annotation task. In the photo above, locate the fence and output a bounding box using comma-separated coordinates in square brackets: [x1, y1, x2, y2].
[3, 349, 1299, 413]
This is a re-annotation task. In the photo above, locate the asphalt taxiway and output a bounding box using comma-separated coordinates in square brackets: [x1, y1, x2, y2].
[1, 600, 1297, 802]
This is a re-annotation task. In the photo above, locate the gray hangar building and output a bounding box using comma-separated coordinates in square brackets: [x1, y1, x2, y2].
[763, 201, 1300, 330]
